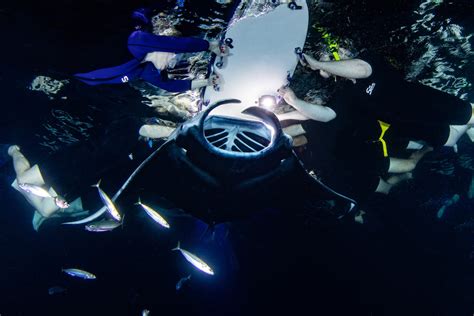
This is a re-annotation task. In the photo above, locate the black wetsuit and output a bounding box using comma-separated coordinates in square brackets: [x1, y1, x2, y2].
[348, 51, 472, 146]
[293, 51, 472, 202]
[289, 93, 384, 202]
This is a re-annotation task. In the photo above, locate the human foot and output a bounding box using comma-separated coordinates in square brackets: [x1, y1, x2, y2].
[7, 145, 20, 157]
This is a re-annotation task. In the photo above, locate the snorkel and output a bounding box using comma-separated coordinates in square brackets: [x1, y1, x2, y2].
[315, 26, 341, 61]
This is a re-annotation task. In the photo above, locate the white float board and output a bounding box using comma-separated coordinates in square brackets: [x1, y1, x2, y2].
[203, 1, 309, 118]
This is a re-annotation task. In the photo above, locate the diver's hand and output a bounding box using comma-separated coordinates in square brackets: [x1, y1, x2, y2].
[277, 86, 298, 105]
[208, 74, 221, 86]
[190, 74, 222, 89]
[303, 53, 332, 78]
[209, 40, 229, 57]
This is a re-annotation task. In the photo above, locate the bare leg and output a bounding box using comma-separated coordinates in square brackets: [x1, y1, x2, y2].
[283, 124, 306, 138]
[387, 147, 432, 173]
[387, 172, 413, 185]
[292, 135, 308, 147]
[354, 209, 366, 224]
[375, 173, 413, 195]
[8, 145, 59, 220]
[387, 158, 416, 174]
[409, 145, 433, 162]
[444, 125, 471, 147]
[139, 124, 175, 139]
[8, 145, 30, 175]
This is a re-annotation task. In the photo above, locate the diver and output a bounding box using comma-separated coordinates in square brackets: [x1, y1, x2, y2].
[298, 48, 474, 149]
[6, 145, 86, 230]
[5, 116, 153, 231]
[277, 85, 432, 199]
[75, 27, 228, 92]
[276, 43, 473, 203]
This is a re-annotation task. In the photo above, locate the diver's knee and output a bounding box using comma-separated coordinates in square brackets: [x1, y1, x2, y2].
[405, 160, 417, 172]
[388, 158, 416, 173]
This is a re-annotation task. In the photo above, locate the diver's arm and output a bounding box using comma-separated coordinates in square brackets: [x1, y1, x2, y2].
[191, 79, 209, 90]
[208, 41, 228, 56]
[147, 74, 220, 92]
[142, 60, 221, 92]
[276, 111, 311, 121]
[191, 74, 221, 90]
[278, 87, 336, 122]
[291, 98, 337, 122]
[303, 53, 372, 79]
[141, 64, 192, 92]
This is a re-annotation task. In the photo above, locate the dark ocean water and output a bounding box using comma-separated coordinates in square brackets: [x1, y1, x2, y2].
[0, 0, 473, 315]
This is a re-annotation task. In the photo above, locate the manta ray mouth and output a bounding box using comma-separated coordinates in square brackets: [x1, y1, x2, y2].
[196, 99, 287, 158]
[203, 116, 272, 154]
[174, 99, 292, 182]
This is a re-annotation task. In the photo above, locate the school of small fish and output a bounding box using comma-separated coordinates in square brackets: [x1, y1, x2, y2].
[52, 177, 215, 315]
[85, 180, 214, 276]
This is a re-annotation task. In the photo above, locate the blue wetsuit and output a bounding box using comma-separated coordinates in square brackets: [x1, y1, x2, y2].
[75, 31, 210, 92]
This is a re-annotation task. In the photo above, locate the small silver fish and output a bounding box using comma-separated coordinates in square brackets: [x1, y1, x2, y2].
[85, 218, 123, 232]
[172, 242, 214, 275]
[176, 274, 191, 291]
[48, 286, 67, 295]
[19, 183, 69, 208]
[135, 197, 170, 229]
[91, 180, 121, 221]
[18, 183, 53, 198]
[62, 268, 96, 280]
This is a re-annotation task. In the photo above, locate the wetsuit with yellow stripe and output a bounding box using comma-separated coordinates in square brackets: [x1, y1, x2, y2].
[344, 51, 472, 147]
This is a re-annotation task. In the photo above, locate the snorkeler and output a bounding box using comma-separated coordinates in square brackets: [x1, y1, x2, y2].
[277, 85, 432, 199]
[6, 116, 153, 231]
[298, 49, 474, 148]
[7, 145, 88, 230]
[75, 30, 228, 92]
